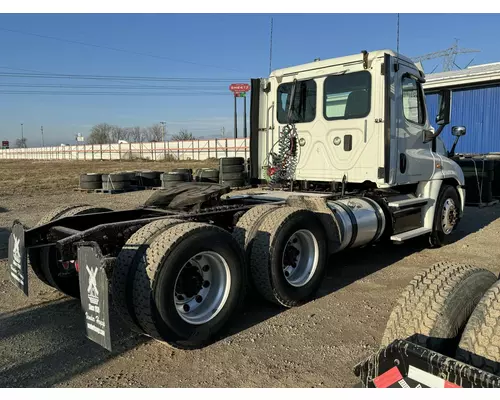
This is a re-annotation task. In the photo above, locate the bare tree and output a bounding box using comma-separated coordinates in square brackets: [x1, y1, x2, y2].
[172, 129, 194, 141]
[15, 138, 27, 148]
[145, 123, 164, 142]
[87, 123, 113, 144]
[110, 125, 128, 143]
[129, 126, 147, 143]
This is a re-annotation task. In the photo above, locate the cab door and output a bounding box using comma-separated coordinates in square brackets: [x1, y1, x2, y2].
[395, 67, 435, 184]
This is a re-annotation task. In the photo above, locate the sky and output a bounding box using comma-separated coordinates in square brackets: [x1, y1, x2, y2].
[0, 13, 499, 146]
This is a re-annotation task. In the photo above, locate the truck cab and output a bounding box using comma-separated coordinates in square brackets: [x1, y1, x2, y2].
[253, 50, 464, 189]
[249, 49, 466, 245]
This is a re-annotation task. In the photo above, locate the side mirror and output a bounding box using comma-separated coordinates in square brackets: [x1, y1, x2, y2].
[452, 126, 466, 137]
[436, 89, 451, 126]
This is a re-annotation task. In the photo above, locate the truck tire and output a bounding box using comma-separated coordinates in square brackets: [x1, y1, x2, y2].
[249, 207, 328, 307]
[221, 165, 245, 173]
[220, 179, 245, 188]
[102, 173, 128, 182]
[34, 204, 91, 228]
[161, 172, 189, 182]
[429, 184, 461, 248]
[381, 262, 496, 355]
[220, 157, 244, 166]
[172, 168, 193, 180]
[232, 204, 280, 298]
[102, 181, 130, 190]
[29, 204, 91, 284]
[132, 222, 246, 349]
[80, 181, 102, 190]
[199, 168, 219, 178]
[112, 218, 184, 333]
[232, 204, 280, 252]
[220, 172, 245, 180]
[29, 205, 113, 298]
[456, 280, 500, 374]
[80, 173, 102, 183]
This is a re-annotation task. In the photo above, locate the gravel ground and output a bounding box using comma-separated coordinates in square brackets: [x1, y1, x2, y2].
[1, 168, 500, 388]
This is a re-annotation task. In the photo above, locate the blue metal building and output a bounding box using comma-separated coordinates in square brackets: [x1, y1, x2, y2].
[424, 63, 500, 154]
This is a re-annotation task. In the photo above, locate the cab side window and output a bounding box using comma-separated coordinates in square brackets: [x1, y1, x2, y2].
[402, 76, 426, 125]
[277, 80, 317, 124]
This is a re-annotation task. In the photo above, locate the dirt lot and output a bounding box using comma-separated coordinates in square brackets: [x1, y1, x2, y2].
[0, 160, 500, 388]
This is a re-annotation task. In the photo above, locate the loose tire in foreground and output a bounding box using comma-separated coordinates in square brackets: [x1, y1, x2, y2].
[381, 262, 497, 354]
[249, 207, 328, 307]
[112, 218, 184, 334]
[456, 279, 500, 375]
[131, 222, 246, 349]
[29, 205, 113, 298]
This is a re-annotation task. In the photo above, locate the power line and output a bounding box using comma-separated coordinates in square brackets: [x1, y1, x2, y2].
[0, 66, 233, 91]
[0, 26, 243, 73]
[0, 83, 229, 91]
[0, 90, 232, 96]
[0, 71, 245, 82]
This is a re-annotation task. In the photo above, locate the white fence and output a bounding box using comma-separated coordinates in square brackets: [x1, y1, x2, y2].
[0, 138, 249, 161]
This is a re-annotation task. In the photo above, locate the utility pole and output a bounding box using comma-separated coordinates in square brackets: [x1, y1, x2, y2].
[41, 125, 44, 147]
[243, 95, 247, 139]
[234, 94, 238, 139]
[221, 127, 225, 138]
[160, 121, 167, 141]
[20, 123, 24, 148]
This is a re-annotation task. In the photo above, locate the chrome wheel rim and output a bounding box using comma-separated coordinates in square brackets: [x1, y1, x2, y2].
[173, 251, 231, 325]
[442, 198, 458, 235]
[281, 229, 319, 287]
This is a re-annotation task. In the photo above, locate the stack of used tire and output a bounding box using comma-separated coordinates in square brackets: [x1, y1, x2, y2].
[102, 173, 132, 191]
[456, 158, 494, 204]
[161, 171, 191, 187]
[123, 170, 139, 186]
[136, 171, 162, 188]
[79, 173, 103, 190]
[172, 168, 193, 181]
[219, 157, 246, 188]
[195, 168, 219, 183]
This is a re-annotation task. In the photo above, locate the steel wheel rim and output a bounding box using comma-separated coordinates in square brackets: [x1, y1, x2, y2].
[281, 229, 319, 287]
[442, 198, 458, 235]
[173, 251, 231, 325]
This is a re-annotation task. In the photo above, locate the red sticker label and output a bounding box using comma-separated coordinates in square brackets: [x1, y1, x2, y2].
[373, 366, 404, 388]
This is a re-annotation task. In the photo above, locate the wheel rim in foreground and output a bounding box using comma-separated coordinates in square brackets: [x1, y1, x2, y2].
[173, 251, 231, 325]
[281, 229, 319, 287]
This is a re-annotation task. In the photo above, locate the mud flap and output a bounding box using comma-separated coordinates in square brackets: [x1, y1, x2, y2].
[77, 243, 112, 351]
[8, 221, 28, 296]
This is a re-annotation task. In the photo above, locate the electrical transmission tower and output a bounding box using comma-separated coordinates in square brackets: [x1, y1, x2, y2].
[411, 39, 480, 72]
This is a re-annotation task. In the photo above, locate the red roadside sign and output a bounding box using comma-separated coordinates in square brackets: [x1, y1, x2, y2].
[229, 83, 250, 93]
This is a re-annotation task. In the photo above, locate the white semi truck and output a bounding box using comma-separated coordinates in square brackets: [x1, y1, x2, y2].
[7, 49, 468, 351]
